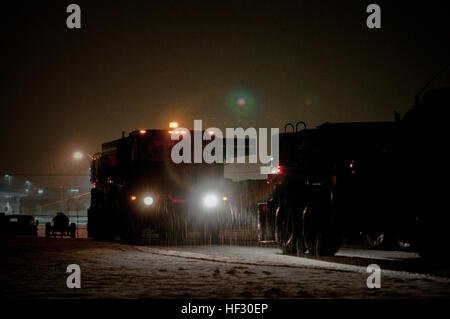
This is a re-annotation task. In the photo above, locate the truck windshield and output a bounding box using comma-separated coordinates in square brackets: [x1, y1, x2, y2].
[138, 133, 179, 162]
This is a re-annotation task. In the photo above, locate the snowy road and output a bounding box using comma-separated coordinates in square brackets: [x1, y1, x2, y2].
[0, 237, 449, 299]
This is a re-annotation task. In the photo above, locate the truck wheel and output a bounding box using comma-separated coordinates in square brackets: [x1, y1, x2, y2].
[364, 232, 399, 250]
[70, 223, 76, 238]
[302, 202, 340, 256]
[364, 232, 385, 249]
[276, 206, 298, 255]
[45, 222, 51, 238]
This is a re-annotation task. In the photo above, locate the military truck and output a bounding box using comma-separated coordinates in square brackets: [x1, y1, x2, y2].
[88, 127, 229, 244]
[395, 86, 450, 259]
[261, 121, 398, 256]
[260, 84, 450, 259]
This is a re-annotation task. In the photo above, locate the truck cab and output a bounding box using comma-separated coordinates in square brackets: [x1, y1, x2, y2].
[88, 128, 228, 243]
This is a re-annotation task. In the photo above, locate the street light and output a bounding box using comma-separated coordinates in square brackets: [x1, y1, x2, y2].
[73, 152, 83, 160]
[73, 151, 93, 160]
[72, 151, 92, 233]
[169, 121, 179, 129]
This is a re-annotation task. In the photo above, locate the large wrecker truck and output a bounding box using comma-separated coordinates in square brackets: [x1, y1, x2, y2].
[263, 121, 398, 256]
[88, 126, 231, 244]
[260, 85, 450, 259]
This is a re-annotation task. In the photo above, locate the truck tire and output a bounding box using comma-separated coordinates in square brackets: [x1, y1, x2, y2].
[364, 232, 399, 250]
[302, 201, 340, 256]
[45, 222, 51, 238]
[276, 206, 298, 255]
[364, 232, 385, 249]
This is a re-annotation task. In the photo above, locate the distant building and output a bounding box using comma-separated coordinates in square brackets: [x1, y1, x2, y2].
[224, 156, 268, 182]
[223, 138, 269, 182]
[0, 174, 90, 224]
[0, 191, 27, 214]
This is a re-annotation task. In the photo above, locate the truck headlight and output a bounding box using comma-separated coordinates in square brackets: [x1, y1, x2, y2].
[143, 196, 154, 206]
[203, 194, 218, 209]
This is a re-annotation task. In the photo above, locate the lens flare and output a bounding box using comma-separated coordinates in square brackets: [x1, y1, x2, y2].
[143, 196, 154, 206]
[73, 152, 83, 160]
[203, 194, 218, 208]
[236, 97, 246, 106]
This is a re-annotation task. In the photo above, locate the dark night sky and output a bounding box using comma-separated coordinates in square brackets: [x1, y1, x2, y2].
[1, 0, 449, 172]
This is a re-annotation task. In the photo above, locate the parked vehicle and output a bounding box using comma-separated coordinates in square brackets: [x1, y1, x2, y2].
[45, 212, 76, 238]
[0, 213, 38, 236]
[259, 82, 450, 260]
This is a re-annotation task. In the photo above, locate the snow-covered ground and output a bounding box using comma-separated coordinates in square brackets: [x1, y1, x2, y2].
[0, 237, 448, 299]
